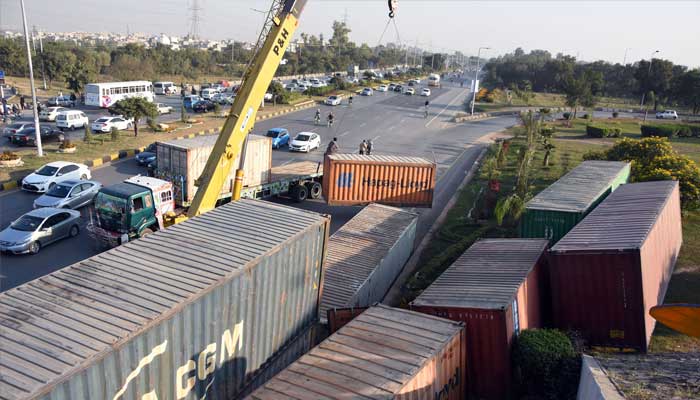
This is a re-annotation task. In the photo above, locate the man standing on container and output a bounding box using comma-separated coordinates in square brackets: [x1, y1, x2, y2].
[366, 139, 373, 155]
[325, 137, 339, 155]
[359, 140, 368, 155]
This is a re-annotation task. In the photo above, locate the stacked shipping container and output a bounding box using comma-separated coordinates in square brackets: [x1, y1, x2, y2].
[245, 304, 467, 400]
[520, 160, 630, 244]
[549, 180, 682, 351]
[410, 238, 550, 400]
[0, 200, 329, 400]
[320, 204, 418, 323]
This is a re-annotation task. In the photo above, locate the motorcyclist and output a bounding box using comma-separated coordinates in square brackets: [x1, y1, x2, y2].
[327, 111, 335, 127]
[314, 108, 321, 124]
[348, 95, 353, 105]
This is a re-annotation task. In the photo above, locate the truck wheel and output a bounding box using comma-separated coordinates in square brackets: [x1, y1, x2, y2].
[290, 184, 308, 203]
[306, 182, 322, 199]
[140, 228, 154, 237]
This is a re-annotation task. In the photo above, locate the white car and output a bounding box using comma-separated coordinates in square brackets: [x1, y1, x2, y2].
[90, 116, 134, 133]
[421, 88, 431, 97]
[156, 103, 173, 114]
[361, 88, 374, 96]
[309, 79, 326, 88]
[405, 88, 416, 95]
[377, 84, 389, 92]
[56, 110, 89, 130]
[289, 132, 321, 153]
[39, 106, 68, 122]
[655, 110, 679, 120]
[21, 161, 91, 193]
[325, 95, 342, 106]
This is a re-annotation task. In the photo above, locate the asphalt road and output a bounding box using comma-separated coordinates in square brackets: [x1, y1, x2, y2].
[0, 80, 516, 291]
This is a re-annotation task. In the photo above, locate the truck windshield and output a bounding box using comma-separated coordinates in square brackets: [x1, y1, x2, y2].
[95, 192, 127, 215]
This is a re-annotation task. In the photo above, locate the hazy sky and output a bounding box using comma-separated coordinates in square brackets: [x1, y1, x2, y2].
[1, 0, 699, 67]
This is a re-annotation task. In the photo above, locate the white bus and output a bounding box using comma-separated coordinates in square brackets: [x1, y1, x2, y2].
[428, 73, 441, 87]
[153, 81, 178, 95]
[85, 81, 155, 108]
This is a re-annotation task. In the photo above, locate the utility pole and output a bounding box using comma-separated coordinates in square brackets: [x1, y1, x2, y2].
[20, 0, 43, 157]
[37, 27, 47, 90]
[623, 48, 632, 65]
[640, 50, 660, 108]
[470, 47, 490, 116]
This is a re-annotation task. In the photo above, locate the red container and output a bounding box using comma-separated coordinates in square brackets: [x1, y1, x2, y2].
[410, 239, 549, 400]
[549, 181, 682, 352]
[322, 154, 436, 207]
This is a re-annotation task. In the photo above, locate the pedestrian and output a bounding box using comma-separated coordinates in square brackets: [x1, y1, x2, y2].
[325, 137, 339, 155]
[366, 139, 373, 155]
[37, 102, 43, 113]
[19, 95, 25, 110]
[359, 140, 368, 155]
[191, 87, 197, 95]
[70, 93, 77, 102]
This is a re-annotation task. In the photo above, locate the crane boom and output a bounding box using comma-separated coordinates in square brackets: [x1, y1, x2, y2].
[187, 0, 307, 217]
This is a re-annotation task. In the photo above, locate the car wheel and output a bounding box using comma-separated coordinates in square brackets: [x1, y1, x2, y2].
[29, 241, 41, 254]
[80, 174, 87, 180]
[69, 225, 80, 237]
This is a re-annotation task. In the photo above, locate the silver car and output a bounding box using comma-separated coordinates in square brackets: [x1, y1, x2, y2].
[0, 208, 81, 254]
[33, 180, 102, 209]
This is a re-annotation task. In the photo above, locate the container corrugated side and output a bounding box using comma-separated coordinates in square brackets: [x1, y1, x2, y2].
[245, 304, 467, 400]
[322, 154, 436, 207]
[320, 204, 417, 323]
[0, 200, 329, 400]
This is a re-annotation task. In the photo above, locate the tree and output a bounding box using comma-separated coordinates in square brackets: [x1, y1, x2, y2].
[562, 74, 595, 120]
[109, 98, 158, 137]
[634, 58, 675, 110]
[673, 69, 700, 114]
[66, 61, 95, 95]
[109, 54, 154, 81]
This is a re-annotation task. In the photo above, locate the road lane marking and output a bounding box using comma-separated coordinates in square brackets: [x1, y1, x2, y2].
[359, 122, 367, 128]
[339, 131, 350, 137]
[279, 158, 297, 166]
[372, 135, 381, 142]
[425, 88, 471, 128]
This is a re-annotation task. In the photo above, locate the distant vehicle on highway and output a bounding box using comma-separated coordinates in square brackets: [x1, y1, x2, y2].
[377, 84, 389, 92]
[393, 85, 403, 93]
[405, 88, 416, 95]
[156, 103, 173, 114]
[33, 180, 102, 209]
[56, 110, 89, 131]
[266, 128, 290, 149]
[421, 88, 431, 97]
[21, 161, 91, 193]
[325, 95, 342, 106]
[135, 143, 157, 166]
[193, 100, 216, 113]
[90, 116, 133, 133]
[0, 207, 81, 255]
[153, 81, 178, 95]
[656, 110, 679, 120]
[47, 95, 75, 107]
[361, 88, 374, 96]
[289, 132, 321, 152]
[85, 81, 155, 108]
[428, 74, 441, 87]
[39, 106, 68, 121]
[11, 126, 65, 147]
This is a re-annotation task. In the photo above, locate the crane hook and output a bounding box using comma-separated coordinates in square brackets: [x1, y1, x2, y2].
[388, 0, 397, 18]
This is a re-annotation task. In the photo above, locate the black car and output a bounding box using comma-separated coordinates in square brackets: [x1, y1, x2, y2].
[193, 100, 216, 113]
[393, 85, 403, 92]
[136, 143, 157, 166]
[11, 126, 65, 146]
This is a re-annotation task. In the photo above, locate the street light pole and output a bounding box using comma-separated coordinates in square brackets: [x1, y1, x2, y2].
[470, 47, 490, 115]
[623, 47, 632, 65]
[20, 0, 43, 157]
[640, 50, 660, 108]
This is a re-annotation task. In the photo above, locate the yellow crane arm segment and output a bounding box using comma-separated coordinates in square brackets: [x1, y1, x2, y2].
[187, 0, 306, 218]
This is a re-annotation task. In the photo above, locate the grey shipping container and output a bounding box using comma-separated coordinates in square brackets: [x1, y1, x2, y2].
[320, 204, 418, 323]
[0, 199, 329, 400]
[410, 239, 549, 400]
[520, 160, 631, 244]
[245, 304, 467, 400]
[155, 134, 271, 206]
[549, 180, 682, 351]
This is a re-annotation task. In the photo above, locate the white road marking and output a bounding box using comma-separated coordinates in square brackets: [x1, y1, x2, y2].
[359, 122, 367, 128]
[339, 130, 350, 137]
[372, 135, 381, 142]
[425, 88, 470, 128]
[279, 158, 297, 166]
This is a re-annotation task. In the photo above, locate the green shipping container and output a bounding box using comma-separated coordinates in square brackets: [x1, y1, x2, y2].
[520, 160, 631, 244]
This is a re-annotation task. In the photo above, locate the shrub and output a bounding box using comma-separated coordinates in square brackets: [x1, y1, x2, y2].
[640, 124, 678, 138]
[147, 118, 158, 131]
[213, 102, 221, 115]
[83, 124, 93, 143]
[180, 104, 188, 123]
[512, 329, 581, 400]
[586, 124, 621, 138]
[612, 111, 619, 118]
[540, 126, 555, 135]
[562, 112, 571, 120]
[581, 113, 591, 120]
[540, 108, 551, 114]
[306, 86, 335, 97]
[59, 139, 76, 149]
[110, 127, 119, 141]
[0, 151, 20, 161]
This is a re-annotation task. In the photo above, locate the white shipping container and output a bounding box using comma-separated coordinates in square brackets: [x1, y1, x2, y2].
[155, 134, 271, 206]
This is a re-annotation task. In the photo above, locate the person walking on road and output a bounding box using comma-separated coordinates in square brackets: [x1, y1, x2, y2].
[327, 111, 335, 128]
[366, 139, 373, 155]
[325, 137, 339, 155]
[359, 140, 368, 155]
[19, 96, 25, 110]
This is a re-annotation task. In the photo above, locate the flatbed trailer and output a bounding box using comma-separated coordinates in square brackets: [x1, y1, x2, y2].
[240, 160, 324, 202]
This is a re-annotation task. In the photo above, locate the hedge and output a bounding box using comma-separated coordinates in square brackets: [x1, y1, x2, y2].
[640, 124, 700, 138]
[306, 86, 335, 96]
[586, 124, 621, 138]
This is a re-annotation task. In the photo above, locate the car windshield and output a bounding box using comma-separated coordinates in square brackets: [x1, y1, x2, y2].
[296, 134, 311, 141]
[8, 123, 23, 129]
[11, 215, 44, 232]
[46, 183, 72, 198]
[95, 118, 109, 123]
[266, 130, 280, 138]
[35, 165, 59, 176]
[329, 96, 337, 100]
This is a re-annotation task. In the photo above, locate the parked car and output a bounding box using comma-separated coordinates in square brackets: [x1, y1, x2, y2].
[33, 180, 102, 209]
[0, 208, 81, 254]
[655, 110, 679, 120]
[135, 143, 157, 166]
[183, 95, 202, 108]
[212, 93, 234, 105]
[421, 88, 431, 97]
[56, 110, 89, 130]
[201, 88, 218, 100]
[408, 81, 415, 87]
[156, 103, 173, 114]
[289, 132, 321, 152]
[193, 100, 217, 113]
[361, 88, 374, 96]
[39, 106, 68, 121]
[47, 95, 75, 107]
[405, 88, 416, 95]
[266, 128, 290, 149]
[325, 95, 342, 106]
[393, 85, 403, 93]
[91, 116, 134, 133]
[11, 126, 65, 147]
[21, 161, 91, 193]
[388, 83, 397, 91]
[377, 84, 389, 92]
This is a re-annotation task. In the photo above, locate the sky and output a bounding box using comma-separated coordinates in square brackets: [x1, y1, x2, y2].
[1, 0, 699, 68]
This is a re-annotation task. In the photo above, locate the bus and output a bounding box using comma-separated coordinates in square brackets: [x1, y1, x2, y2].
[428, 73, 441, 87]
[85, 81, 155, 108]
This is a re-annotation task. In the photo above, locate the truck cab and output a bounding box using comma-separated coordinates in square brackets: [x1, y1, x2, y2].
[89, 176, 174, 246]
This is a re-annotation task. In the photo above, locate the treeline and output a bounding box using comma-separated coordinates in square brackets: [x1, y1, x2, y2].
[483, 48, 700, 113]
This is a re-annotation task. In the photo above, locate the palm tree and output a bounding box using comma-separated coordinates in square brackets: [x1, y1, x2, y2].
[494, 193, 530, 226]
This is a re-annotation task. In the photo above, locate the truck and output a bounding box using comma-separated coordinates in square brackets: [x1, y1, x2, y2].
[347, 64, 359, 77]
[428, 73, 441, 87]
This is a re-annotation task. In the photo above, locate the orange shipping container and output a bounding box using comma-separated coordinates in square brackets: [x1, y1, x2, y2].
[323, 154, 436, 207]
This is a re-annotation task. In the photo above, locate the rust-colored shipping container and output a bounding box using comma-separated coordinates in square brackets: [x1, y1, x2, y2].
[410, 239, 550, 400]
[246, 304, 467, 400]
[322, 154, 436, 207]
[549, 180, 682, 352]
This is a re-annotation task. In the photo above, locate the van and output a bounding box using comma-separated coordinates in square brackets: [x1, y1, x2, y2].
[183, 95, 202, 109]
[200, 88, 217, 100]
[153, 81, 177, 95]
[56, 110, 89, 130]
